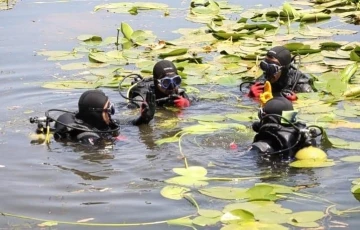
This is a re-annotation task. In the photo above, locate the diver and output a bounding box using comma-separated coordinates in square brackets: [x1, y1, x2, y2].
[29, 89, 155, 145]
[249, 96, 322, 160]
[120, 60, 191, 109]
[240, 46, 314, 101]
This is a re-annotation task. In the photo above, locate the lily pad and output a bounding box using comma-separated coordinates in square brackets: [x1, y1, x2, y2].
[289, 159, 335, 168]
[340, 156, 360, 162]
[199, 186, 249, 200]
[220, 209, 255, 224]
[165, 176, 208, 187]
[198, 209, 223, 218]
[288, 211, 324, 223]
[351, 184, 360, 194]
[160, 185, 190, 200]
[192, 216, 219, 227]
[173, 166, 208, 177]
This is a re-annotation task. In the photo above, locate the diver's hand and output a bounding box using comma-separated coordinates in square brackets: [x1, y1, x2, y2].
[140, 91, 155, 123]
[248, 82, 264, 98]
[282, 90, 298, 101]
[174, 96, 190, 108]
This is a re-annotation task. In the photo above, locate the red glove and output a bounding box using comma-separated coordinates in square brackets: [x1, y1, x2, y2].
[174, 96, 190, 108]
[282, 90, 298, 101]
[248, 82, 264, 98]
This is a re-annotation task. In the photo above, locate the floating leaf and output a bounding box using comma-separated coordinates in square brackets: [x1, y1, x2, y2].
[199, 187, 249, 200]
[217, 76, 237, 86]
[300, 13, 331, 22]
[255, 211, 290, 224]
[165, 176, 208, 187]
[246, 185, 277, 201]
[159, 48, 188, 58]
[192, 216, 219, 226]
[341, 63, 358, 83]
[160, 185, 190, 200]
[340, 156, 360, 162]
[198, 209, 223, 218]
[221, 209, 255, 224]
[120, 22, 133, 40]
[289, 159, 335, 168]
[289, 211, 324, 223]
[173, 166, 207, 177]
[351, 184, 360, 194]
[288, 221, 319, 228]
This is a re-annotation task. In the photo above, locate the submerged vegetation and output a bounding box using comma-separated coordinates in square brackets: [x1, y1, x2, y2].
[7, 0, 358, 229]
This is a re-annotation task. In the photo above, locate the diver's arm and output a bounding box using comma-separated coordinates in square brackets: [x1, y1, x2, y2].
[289, 69, 314, 93]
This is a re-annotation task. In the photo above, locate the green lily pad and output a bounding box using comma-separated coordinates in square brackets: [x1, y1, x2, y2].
[173, 166, 208, 177]
[246, 185, 278, 201]
[351, 184, 360, 194]
[198, 209, 223, 218]
[165, 176, 208, 187]
[289, 159, 335, 168]
[199, 186, 249, 200]
[159, 48, 188, 58]
[220, 209, 255, 224]
[340, 156, 360, 162]
[287, 221, 319, 228]
[192, 216, 219, 227]
[160, 185, 190, 200]
[288, 211, 324, 223]
[255, 211, 290, 224]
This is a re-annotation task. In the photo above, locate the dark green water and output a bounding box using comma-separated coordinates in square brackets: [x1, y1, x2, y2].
[1, 0, 360, 229]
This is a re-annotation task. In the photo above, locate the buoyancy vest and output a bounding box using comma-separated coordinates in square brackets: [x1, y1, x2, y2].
[53, 112, 118, 143]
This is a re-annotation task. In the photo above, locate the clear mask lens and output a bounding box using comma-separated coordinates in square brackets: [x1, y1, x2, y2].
[160, 75, 182, 89]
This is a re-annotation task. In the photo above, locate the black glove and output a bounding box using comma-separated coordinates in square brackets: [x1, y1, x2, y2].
[141, 90, 156, 122]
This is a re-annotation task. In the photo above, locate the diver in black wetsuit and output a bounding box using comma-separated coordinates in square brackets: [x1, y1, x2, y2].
[125, 60, 191, 109]
[243, 46, 314, 101]
[249, 96, 322, 160]
[30, 89, 155, 145]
